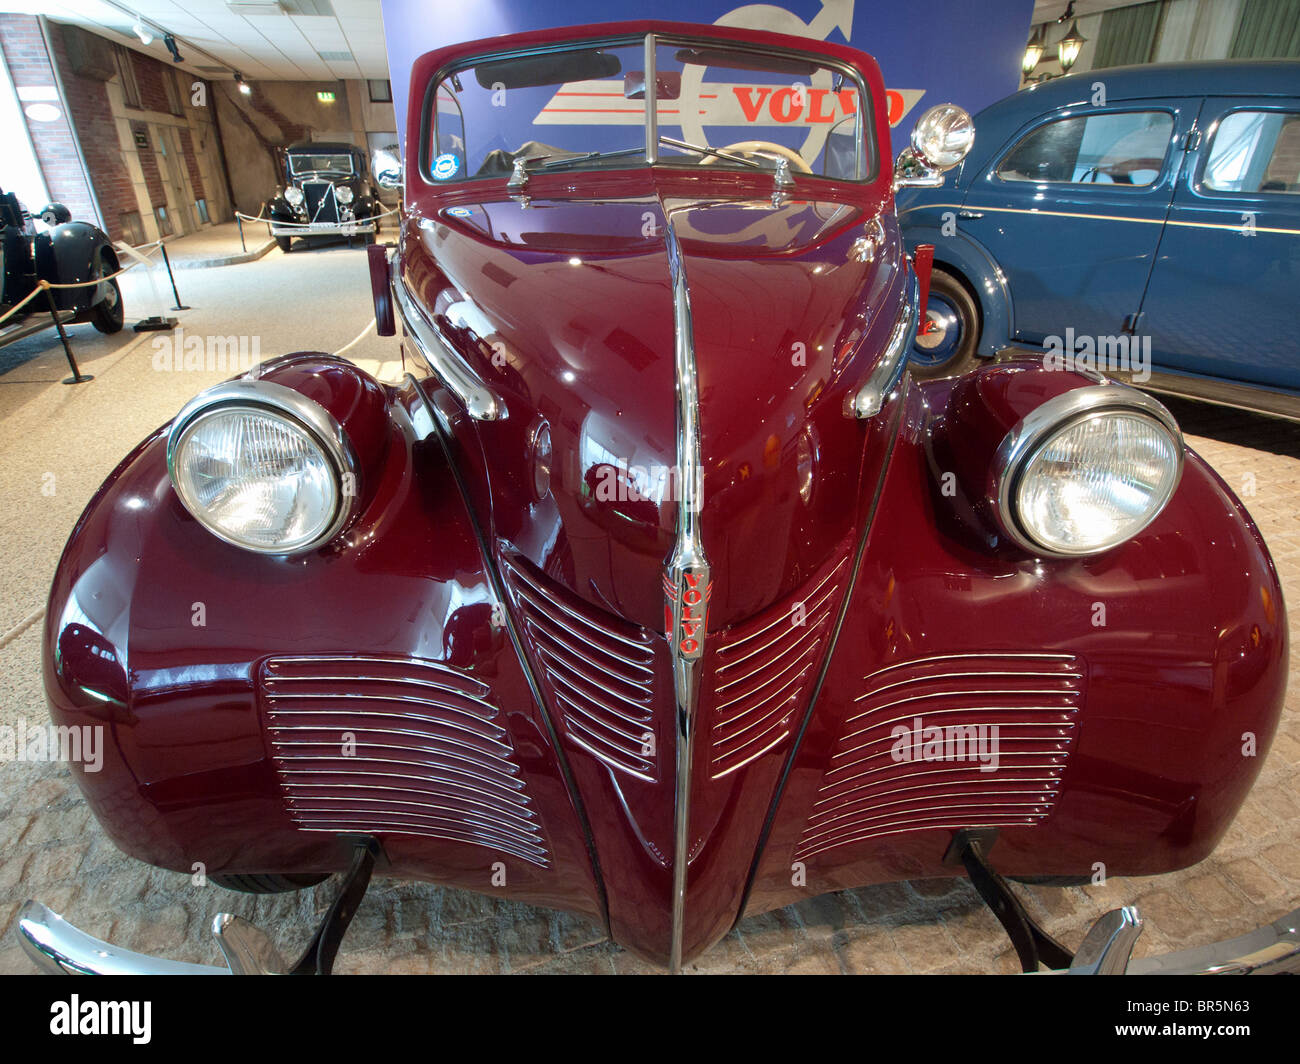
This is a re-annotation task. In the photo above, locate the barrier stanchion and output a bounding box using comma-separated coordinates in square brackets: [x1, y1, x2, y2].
[43, 288, 91, 385]
[159, 243, 190, 311]
[237, 215, 247, 253]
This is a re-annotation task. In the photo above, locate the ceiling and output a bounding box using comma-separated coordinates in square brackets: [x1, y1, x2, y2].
[0, 0, 1161, 82]
[0, 0, 390, 80]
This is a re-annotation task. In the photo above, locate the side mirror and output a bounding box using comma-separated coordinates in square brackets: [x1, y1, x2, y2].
[372, 147, 402, 190]
[39, 202, 72, 226]
[893, 104, 974, 191]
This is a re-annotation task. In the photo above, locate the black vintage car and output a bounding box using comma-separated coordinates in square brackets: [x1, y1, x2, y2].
[0, 188, 123, 338]
[266, 142, 384, 252]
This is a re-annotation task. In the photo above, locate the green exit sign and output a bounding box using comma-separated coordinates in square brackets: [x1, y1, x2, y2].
[316, 91, 335, 103]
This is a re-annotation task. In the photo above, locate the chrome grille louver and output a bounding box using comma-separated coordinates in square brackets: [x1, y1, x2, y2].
[710, 555, 849, 779]
[302, 180, 338, 223]
[501, 555, 659, 781]
[796, 652, 1082, 861]
[261, 655, 549, 866]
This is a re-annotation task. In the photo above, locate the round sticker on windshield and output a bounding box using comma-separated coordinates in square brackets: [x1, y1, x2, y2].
[447, 206, 472, 217]
[432, 153, 460, 180]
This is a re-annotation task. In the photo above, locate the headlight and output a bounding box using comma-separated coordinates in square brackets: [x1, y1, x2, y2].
[335, 186, 354, 205]
[166, 380, 357, 554]
[993, 386, 1183, 557]
[284, 187, 304, 207]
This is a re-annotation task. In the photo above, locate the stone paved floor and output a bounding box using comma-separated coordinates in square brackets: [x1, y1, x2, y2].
[1, 255, 1296, 974]
[162, 221, 276, 269]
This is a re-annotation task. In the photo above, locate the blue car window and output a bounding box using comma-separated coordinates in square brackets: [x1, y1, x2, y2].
[996, 111, 1173, 187]
[1203, 111, 1300, 194]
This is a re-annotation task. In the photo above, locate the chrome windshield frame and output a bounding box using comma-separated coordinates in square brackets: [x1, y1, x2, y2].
[420, 31, 875, 186]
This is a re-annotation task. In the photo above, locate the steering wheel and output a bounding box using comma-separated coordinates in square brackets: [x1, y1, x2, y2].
[704, 141, 813, 174]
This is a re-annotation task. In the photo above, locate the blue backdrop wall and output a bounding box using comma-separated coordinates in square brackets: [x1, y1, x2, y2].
[380, 0, 1034, 163]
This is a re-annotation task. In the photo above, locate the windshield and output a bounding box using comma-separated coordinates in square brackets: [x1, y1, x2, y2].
[426, 35, 870, 184]
[289, 153, 354, 175]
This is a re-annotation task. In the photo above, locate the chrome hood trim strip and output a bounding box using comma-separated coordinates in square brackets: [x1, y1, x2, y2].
[663, 218, 711, 973]
[391, 273, 506, 421]
[846, 268, 919, 419]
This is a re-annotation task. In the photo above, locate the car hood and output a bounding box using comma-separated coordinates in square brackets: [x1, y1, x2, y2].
[400, 174, 904, 633]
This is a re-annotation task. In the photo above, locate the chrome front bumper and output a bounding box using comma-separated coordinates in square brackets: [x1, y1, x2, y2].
[1125, 906, 1300, 975]
[270, 220, 376, 237]
[18, 901, 286, 975]
[17, 896, 1300, 975]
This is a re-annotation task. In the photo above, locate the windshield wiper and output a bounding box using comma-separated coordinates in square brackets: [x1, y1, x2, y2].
[658, 136, 796, 206]
[507, 148, 645, 195]
[657, 136, 765, 169]
[532, 147, 645, 171]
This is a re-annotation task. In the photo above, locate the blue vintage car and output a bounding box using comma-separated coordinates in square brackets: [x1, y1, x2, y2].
[897, 60, 1300, 421]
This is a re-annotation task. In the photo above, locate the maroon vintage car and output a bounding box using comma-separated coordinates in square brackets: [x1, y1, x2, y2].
[19, 21, 1299, 975]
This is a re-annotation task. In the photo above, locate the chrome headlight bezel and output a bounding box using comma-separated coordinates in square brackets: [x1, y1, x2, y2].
[284, 186, 304, 207]
[165, 379, 359, 555]
[991, 385, 1184, 558]
[335, 185, 354, 205]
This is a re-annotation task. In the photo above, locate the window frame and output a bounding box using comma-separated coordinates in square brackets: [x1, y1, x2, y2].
[113, 44, 142, 110]
[419, 31, 877, 188]
[992, 106, 1179, 191]
[287, 152, 356, 177]
[163, 68, 185, 116]
[1195, 104, 1300, 197]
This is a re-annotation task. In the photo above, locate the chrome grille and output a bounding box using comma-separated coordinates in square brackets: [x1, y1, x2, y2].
[710, 554, 849, 778]
[795, 652, 1082, 860]
[302, 180, 338, 223]
[262, 655, 549, 866]
[502, 555, 658, 781]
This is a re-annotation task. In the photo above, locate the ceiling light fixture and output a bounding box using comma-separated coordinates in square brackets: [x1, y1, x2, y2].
[236, 72, 252, 95]
[103, 0, 236, 72]
[132, 16, 153, 45]
[1022, 24, 1045, 75]
[1058, 18, 1087, 72]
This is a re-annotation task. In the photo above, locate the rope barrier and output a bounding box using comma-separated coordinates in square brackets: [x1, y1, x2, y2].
[0, 239, 164, 327]
[236, 205, 400, 230]
[332, 318, 377, 357]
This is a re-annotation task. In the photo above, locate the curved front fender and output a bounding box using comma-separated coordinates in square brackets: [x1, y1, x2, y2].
[42, 362, 605, 925]
[743, 368, 1288, 917]
[34, 221, 116, 313]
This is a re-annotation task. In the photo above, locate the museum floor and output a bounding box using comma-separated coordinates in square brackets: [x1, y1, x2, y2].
[1, 242, 1296, 973]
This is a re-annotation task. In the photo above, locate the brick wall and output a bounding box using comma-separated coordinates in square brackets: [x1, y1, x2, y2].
[132, 51, 173, 116]
[177, 126, 206, 200]
[1, 18, 234, 242]
[47, 27, 140, 243]
[0, 14, 98, 225]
